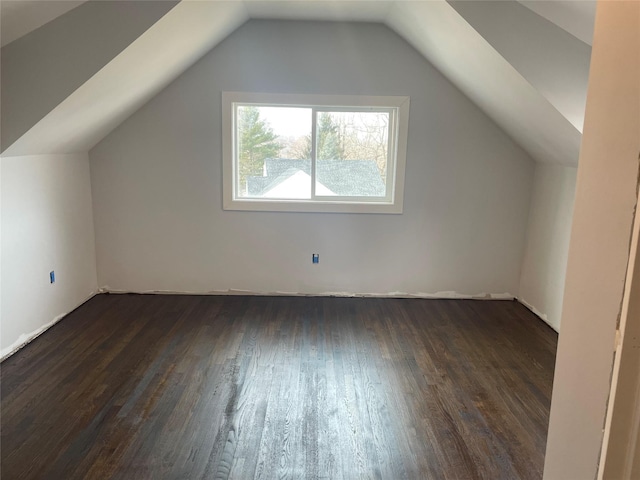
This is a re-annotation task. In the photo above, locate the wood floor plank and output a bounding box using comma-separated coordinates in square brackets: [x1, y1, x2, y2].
[1, 295, 557, 479]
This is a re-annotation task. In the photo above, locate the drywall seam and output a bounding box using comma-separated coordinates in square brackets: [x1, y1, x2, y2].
[0, 290, 98, 361]
[516, 296, 556, 331]
[99, 286, 514, 300]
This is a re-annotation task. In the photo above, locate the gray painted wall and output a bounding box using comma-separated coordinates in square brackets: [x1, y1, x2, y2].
[1, 0, 177, 152]
[519, 163, 576, 331]
[90, 21, 534, 297]
[1, 153, 98, 356]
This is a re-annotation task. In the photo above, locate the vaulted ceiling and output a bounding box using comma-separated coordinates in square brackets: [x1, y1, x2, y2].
[0, 0, 594, 166]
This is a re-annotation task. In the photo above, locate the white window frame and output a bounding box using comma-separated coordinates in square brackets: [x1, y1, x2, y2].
[222, 92, 410, 214]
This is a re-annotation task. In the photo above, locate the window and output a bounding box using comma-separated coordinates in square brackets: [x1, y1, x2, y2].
[222, 92, 410, 213]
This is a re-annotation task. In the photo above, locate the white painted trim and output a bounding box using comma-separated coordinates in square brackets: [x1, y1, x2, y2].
[222, 91, 410, 214]
[0, 291, 98, 361]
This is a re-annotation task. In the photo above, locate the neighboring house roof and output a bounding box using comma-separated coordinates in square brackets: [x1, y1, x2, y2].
[246, 158, 386, 198]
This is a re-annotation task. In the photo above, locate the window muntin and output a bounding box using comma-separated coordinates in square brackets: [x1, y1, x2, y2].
[223, 93, 409, 214]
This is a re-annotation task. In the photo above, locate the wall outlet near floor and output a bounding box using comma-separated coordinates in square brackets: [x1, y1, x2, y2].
[50, 271, 55, 284]
[312, 253, 319, 264]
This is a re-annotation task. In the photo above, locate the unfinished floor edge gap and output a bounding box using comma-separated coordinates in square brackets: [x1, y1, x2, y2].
[516, 296, 558, 333]
[0, 291, 99, 361]
[98, 286, 516, 300]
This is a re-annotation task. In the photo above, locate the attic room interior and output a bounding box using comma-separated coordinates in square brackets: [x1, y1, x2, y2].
[1, 0, 638, 478]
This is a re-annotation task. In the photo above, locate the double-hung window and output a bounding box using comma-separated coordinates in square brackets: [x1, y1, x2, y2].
[222, 92, 409, 213]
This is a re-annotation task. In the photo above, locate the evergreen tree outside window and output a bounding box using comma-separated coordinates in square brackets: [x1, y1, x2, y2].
[236, 106, 281, 194]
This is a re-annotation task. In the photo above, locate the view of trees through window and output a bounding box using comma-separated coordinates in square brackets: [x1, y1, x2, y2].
[236, 105, 390, 198]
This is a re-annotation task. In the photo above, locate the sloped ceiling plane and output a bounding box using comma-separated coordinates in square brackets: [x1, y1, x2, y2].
[1, 0, 595, 166]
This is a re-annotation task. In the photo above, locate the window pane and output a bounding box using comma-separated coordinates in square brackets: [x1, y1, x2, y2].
[237, 105, 312, 199]
[315, 111, 389, 197]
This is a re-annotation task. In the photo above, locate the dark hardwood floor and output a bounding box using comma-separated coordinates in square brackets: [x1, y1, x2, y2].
[1, 294, 557, 479]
